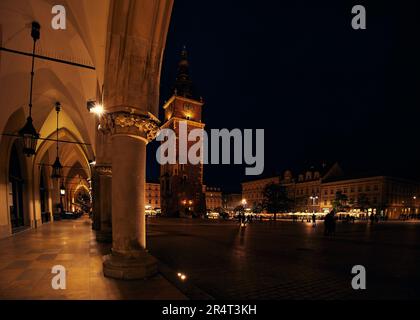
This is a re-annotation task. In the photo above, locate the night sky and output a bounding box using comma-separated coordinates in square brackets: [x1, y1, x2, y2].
[146, 0, 420, 193]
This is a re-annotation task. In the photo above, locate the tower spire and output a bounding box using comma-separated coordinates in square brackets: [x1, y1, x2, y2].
[173, 45, 194, 98]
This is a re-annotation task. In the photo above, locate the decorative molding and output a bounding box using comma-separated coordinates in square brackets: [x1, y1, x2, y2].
[100, 111, 160, 142]
[96, 165, 112, 176]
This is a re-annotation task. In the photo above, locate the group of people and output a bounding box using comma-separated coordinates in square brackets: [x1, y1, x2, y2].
[237, 213, 253, 226]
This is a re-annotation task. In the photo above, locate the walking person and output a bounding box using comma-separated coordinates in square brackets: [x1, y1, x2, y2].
[324, 210, 336, 236]
[324, 212, 331, 236]
[312, 213, 316, 227]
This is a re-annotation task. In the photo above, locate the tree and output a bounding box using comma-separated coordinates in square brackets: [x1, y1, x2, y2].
[332, 191, 348, 212]
[262, 183, 291, 220]
[252, 203, 263, 214]
[357, 193, 370, 213]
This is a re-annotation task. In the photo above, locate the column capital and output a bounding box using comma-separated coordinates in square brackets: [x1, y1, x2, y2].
[99, 111, 160, 142]
[96, 165, 112, 176]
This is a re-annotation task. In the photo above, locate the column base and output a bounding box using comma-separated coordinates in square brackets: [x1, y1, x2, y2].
[103, 250, 157, 280]
[96, 230, 112, 243]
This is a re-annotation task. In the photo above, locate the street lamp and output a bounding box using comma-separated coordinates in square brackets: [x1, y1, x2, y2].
[310, 195, 319, 213]
[19, 22, 41, 157]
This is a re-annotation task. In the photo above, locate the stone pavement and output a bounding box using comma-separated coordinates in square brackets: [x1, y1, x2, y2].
[0, 216, 186, 300]
[147, 218, 420, 300]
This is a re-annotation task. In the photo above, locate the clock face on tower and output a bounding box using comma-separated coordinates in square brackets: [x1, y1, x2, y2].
[184, 103, 192, 111]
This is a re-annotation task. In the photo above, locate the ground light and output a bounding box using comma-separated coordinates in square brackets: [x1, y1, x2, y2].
[177, 272, 187, 281]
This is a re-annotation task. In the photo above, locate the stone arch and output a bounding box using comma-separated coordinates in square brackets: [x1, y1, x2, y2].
[31, 126, 91, 221]
[0, 108, 35, 236]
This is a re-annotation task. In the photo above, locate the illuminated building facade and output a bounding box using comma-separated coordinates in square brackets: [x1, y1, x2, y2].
[145, 183, 161, 209]
[241, 177, 281, 209]
[241, 163, 420, 219]
[204, 186, 223, 211]
[222, 193, 243, 213]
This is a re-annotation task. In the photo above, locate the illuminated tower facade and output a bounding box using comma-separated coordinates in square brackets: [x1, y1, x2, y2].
[160, 47, 206, 217]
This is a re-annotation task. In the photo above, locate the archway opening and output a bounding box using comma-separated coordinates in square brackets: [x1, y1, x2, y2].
[39, 166, 50, 223]
[8, 142, 25, 231]
[74, 186, 91, 214]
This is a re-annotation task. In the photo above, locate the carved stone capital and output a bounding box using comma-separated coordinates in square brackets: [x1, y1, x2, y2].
[100, 111, 160, 142]
[96, 165, 112, 176]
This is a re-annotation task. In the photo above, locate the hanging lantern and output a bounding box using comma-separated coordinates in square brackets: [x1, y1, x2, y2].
[51, 156, 63, 180]
[19, 22, 41, 157]
[18, 116, 39, 157]
[60, 181, 66, 196]
[51, 102, 62, 180]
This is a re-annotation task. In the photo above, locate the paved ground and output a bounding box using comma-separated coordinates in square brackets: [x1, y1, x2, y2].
[1, 217, 419, 300]
[0, 217, 186, 300]
[147, 218, 420, 300]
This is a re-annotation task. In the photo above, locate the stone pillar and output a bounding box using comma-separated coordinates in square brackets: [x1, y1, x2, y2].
[94, 115, 113, 242]
[101, 0, 173, 280]
[95, 165, 112, 242]
[102, 113, 159, 279]
[91, 169, 101, 230]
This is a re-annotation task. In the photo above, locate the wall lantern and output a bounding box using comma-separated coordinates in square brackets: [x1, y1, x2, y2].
[87, 100, 104, 116]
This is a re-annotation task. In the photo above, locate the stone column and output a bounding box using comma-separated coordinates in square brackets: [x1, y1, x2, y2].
[91, 169, 101, 230]
[95, 165, 112, 242]
[101, 0, 173, 280]
[93, 114, 113, 242]
[102, 113, 159, 279]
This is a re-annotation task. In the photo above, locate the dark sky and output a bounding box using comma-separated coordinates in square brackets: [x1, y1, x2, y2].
[147, 0, 420, 193]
